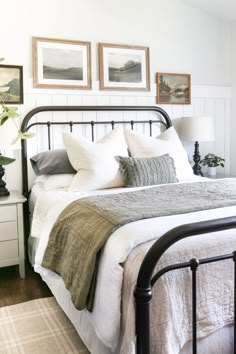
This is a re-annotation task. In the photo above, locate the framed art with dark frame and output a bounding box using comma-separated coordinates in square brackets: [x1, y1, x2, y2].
[32, 37, 91, 90]
[99, 43, 150, 91]
[156, 72, 191, 104]
[0, 65, 23, 104]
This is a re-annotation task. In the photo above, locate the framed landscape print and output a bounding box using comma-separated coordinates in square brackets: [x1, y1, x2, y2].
[156, 72, 191, 104]
[32, 37, 91, 90]
[99, 43, 150, 91]
[0, 65, 23, 104]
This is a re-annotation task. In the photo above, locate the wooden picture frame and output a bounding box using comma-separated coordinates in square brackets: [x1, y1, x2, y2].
[99, 43, 150, 91]
[156, 72, 191, 104]
[32, 37, 91, 90]
[0, 65, 23, 104]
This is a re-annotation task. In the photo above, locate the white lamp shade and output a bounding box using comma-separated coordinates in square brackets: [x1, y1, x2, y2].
[0, 118, 20, 150]
[179, 116, 214, 142]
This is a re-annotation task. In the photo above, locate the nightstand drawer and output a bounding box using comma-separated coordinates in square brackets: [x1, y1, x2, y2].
[0, 205, 17, 222]
[0, 221, 17, 241]
[0, 240, 18, 260]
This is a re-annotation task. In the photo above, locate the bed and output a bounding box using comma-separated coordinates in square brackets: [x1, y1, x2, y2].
[21, 105, 236, 354]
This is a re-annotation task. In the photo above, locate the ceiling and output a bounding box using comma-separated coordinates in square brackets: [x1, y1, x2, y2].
[184, 0, 236, 23]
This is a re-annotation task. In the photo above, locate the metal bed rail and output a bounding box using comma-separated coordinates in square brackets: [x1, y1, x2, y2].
[134, 216, 236, 354]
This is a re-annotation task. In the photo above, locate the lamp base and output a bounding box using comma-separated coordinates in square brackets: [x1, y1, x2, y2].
[0, 188, 10, 197]
[0, 165, 10, 197]
[192, 141, 203, 176]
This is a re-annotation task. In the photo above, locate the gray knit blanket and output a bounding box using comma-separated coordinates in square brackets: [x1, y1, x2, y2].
[42, 179, 236, 310]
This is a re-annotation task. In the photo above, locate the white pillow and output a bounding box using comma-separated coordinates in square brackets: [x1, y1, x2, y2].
[63, 127, 128, 191]
[124, 126, 194, 181]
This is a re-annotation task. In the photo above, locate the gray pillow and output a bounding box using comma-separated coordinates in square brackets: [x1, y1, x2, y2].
[115, 154, 177, 187]
[30, 149, 76, 175]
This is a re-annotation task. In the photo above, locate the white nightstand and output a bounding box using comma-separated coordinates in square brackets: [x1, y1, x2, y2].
[0, 191, 26, 278]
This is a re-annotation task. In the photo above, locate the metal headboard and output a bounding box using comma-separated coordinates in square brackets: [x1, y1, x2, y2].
[20, 105, 172, 238]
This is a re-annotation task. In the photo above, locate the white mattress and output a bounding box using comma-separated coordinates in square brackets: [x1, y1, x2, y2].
[30, 179, 235, 353]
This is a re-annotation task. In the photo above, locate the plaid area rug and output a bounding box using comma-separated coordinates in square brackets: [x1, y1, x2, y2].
[0, 297, 90, 354]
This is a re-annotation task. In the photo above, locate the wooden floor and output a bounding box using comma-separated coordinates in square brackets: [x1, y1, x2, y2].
[0, 261, 52, 308]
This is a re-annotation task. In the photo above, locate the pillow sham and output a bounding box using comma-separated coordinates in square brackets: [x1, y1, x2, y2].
[35, 174, 75, 191]
[63, 126, 128, 191]
[30, 149, 76, 176]
[115, 154, 177, 187]
[124, 127, 194, 181]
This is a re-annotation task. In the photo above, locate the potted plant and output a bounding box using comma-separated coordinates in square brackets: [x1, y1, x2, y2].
[0, 58, 34, 195]
[200, 153, 225, 177]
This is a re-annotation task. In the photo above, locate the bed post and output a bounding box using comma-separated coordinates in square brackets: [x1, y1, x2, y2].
[134, 287, 152, 354]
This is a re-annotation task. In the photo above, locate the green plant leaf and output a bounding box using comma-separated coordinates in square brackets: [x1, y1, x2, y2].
[10, 135, 19, 145]
[0, 115, 9, 125]
[18, 131, 35, 139]
[0, 98, 34, 148]
[0, 106, 19, 125]
[5, 106, 19, 118]
[0, 155, 15, 165]
[11, 131, 35, 145]
[200, 153, 225, 167]
[0, 111, 9, 125]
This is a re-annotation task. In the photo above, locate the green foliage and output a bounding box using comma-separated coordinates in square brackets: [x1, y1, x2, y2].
[0, 57, 34, 166]
[200, 153, 225, 168]
[0, 155, 15, 165]
[0, 105, 19, 125]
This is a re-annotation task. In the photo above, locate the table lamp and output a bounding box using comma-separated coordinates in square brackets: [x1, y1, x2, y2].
[179, 116, 214, 176]
[0, 118, 19, 196]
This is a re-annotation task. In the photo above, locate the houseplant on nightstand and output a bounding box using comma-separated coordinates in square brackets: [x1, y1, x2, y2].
[0, 58, 33, 196]
[0, 103, 33, 196]
[200, 153, 225, 178]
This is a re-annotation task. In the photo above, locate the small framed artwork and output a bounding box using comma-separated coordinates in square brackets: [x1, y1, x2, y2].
[156, 72, 191, 104]
[32, 37, 91, 90]
[0, 65, 23, 104]
[99, 43, 150, 91]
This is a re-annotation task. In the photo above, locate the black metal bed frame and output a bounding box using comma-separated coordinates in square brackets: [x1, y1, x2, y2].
[20, 105, 236, 354]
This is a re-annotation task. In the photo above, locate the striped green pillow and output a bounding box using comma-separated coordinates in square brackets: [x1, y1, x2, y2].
[115, 154, 177, 187]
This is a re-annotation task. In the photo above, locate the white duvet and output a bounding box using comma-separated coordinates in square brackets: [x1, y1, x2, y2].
[33, 178, 236, 353]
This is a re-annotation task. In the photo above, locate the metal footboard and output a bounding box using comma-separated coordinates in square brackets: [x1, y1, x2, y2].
[134, 216, 236, 354]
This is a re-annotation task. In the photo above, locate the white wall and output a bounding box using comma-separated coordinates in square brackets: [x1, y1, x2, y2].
[230, 22, 236, 176]
[1, 0, 233, 191]
[2, 0, 231, 85]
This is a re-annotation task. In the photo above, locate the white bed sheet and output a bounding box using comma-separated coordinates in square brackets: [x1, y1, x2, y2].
[28, 176, 74, 263]
[32, 178, 236, 353]
[29, 181, 45, 213]
[28, 182, 45, 264]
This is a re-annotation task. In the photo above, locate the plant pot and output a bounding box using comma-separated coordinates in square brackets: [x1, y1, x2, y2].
[207, 166, 216, 178]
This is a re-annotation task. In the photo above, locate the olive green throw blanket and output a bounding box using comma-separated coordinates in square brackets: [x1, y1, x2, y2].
[42, 179, 236, 311]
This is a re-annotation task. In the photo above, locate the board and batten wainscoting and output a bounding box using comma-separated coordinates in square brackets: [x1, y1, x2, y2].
[4, 79, 231, 192]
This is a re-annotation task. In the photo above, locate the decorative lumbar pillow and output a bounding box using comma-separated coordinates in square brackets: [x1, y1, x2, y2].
[115, 154, 177, 187]
[124, 127, 194, 181]
[63, 126, 128, 191]
[30, 149, 76, 176]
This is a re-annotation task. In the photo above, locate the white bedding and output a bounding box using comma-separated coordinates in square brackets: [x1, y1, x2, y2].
[32, 178, 236, 353]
